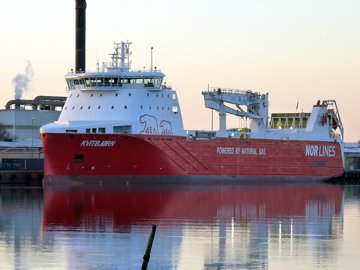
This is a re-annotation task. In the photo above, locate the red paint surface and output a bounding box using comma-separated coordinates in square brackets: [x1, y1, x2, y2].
[42, 133, 344, 179]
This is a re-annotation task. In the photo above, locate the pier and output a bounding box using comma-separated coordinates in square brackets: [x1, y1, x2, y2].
[0, 147, 43, 186]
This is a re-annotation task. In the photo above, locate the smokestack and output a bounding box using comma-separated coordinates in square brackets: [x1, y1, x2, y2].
[75, 0, 87, 72]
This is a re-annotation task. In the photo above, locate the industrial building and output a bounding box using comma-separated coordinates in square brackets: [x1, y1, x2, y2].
[0, 96, 65, 144]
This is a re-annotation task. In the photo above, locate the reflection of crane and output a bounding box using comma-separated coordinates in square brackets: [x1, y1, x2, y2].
[202, 88, 269, 132]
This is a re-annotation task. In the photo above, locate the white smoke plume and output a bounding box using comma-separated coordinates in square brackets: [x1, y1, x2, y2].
[12, 60, 34, 99]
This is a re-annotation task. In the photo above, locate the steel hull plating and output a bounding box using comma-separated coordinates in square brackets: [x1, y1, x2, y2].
[42, 133, 344, 181]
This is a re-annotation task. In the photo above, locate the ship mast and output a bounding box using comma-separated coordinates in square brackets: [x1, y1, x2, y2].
[108, 41, 132, 71]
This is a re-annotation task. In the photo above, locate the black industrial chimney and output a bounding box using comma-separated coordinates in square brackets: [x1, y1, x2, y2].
[75, 0, 87, 72]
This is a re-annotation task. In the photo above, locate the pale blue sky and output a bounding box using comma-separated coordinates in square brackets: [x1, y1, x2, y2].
[1, 0, 359, 141]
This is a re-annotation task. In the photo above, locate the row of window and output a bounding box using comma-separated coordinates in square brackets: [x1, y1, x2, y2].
[64, 105, 179, 112]
[85, 128, 106, 134]
[67, 77, 163, 90]
[69, 92, 176, 99]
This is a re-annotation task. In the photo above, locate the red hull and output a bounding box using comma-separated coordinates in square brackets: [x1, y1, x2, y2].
[41, 133, 344, 180]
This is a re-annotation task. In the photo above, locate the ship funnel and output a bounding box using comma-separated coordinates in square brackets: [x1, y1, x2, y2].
[75, 0, 87, 72]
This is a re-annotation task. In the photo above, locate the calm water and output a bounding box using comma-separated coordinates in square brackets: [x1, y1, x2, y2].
[1, 183, 360, 269]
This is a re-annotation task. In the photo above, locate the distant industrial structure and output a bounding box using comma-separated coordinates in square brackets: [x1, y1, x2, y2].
[0, 96, 65, 143]
[0, 96, 65, 184]
[344, 142, 360, 171]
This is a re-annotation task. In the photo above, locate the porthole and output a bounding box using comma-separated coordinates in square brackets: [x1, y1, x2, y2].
[111, 106, 114, 109]
[98, 106, 101, 109]
[124, 105, 127, 109]
[115, 93, 118, 96]
[88, 106, 91, 109]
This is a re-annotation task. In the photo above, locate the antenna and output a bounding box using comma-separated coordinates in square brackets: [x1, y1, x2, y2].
[150, 47, 153, 72]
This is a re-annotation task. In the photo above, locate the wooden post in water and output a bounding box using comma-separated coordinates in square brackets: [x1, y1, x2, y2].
[141, 224, 157, 270]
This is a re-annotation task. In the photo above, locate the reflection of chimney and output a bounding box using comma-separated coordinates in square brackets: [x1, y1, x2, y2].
[75, 0, 87, 72]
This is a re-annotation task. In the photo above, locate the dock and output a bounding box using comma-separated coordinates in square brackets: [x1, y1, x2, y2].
[0, 146, 43, 186]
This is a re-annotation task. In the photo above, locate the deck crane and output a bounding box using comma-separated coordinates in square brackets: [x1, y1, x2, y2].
[202, 88, 269, 132]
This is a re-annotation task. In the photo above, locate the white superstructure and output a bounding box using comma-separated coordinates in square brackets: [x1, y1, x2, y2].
[42, 42, 185, 136]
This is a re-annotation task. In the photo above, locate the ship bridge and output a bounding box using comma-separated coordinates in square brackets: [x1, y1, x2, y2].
[65, 42, 165, 92]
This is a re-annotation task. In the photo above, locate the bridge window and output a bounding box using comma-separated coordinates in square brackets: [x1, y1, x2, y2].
[172, 106, 178, 114]
[104, 77, 118, 86]
[85, 77, 91, 86]
[144, 78, 154, 87]
[96, 77, 104, 87]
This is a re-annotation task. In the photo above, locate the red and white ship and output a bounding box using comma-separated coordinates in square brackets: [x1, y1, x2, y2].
[41, 1, 344, 184]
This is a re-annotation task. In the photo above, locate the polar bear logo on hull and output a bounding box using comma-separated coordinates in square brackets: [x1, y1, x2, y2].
[139, 115, 173, 135]
[160, 120, 173, 135]
[140, 114, 159, 135]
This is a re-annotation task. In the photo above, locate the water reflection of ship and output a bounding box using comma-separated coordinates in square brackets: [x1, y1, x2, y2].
[43, 184, 343, 228]
[42, 183, 344, 268]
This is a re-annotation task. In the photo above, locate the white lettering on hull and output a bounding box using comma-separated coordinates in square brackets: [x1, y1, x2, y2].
[305, 145, 336, 157]
[216, 147, 266, 156]
[80, 140, 116, 147]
